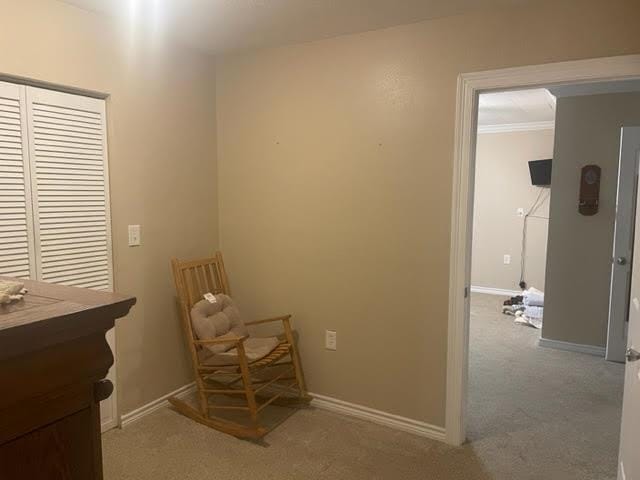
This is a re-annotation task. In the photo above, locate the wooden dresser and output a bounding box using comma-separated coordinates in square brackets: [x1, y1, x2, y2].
[0, 277, 135, 480]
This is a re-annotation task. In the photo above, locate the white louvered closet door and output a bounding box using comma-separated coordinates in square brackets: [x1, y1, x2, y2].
[25, 86, 117, 432]
[0, 81, 36, 279]
[26, 87, 113, 291]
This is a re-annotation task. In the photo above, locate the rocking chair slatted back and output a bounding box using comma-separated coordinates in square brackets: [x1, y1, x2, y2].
[172, 252, 231, 310]
[171, 252, 232, 366]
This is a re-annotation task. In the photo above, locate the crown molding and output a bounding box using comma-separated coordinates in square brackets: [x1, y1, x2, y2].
[477, 120, 555, 134]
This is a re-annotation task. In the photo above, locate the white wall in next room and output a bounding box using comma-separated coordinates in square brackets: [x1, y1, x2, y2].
[471, 128, 555, 292]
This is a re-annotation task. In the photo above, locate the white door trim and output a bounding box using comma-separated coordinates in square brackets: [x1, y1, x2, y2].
[446, 54, 640, 446]
[607, 127, 640, 362]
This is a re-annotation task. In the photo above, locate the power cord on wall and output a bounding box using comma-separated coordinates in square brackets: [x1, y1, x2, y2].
[519, 187, 550, 290]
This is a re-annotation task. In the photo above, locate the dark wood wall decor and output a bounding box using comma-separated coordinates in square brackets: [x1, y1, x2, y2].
[0, 277, 135, 480]
[579, 164, 601, 216]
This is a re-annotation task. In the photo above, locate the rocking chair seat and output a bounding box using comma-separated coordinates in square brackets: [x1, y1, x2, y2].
[199, 336, 280, 366]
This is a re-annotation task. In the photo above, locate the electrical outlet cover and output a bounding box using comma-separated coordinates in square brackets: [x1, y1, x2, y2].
[128, 224, 141, 247]
[325, 330, 337, 350]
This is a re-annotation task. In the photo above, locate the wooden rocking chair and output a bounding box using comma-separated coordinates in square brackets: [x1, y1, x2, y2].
[169, 252, 310, 439]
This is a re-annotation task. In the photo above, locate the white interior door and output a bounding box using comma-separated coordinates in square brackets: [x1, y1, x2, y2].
[608, 127, 640, 362]
[24, 86, 118, 431]
[1, 81, 117, 430]
[618, 126, 640, 480]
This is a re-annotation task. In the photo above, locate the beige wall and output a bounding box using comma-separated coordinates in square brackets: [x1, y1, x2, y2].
[543, 92, 640, 348]
[216, 0, 640, 426]
[472, 129, 554, 292]
[7, 0, 639, 428]
[0, 0, 218, 413]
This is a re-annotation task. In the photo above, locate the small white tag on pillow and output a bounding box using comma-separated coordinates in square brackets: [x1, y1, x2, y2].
[203, 292, 217, 304]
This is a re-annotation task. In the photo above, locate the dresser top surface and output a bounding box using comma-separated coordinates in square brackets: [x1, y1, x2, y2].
[0, 277, 135, 333]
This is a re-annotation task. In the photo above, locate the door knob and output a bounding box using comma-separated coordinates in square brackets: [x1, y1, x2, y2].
[616, 257, 628, 265]
[626, 348, 640, 363]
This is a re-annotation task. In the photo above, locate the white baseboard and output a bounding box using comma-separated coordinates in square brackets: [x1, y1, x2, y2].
[118, 383, 445, 443]
[470, 285, 521, 297]
[120, 382, 197, 428]
[538, 338, 606, 357]
[310, 392, 445, 442]
[620, 461, 627, 480]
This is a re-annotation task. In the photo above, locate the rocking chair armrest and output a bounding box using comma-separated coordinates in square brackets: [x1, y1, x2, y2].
[193, 335, 249, 346]
[245, 315, 292, 326]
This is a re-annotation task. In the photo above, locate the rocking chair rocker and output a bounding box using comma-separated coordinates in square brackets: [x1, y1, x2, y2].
[169, 252, 310, 439]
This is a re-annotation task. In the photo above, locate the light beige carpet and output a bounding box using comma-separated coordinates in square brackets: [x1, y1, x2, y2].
[467, 293, 624, 480]
[103, 293, 624, 479]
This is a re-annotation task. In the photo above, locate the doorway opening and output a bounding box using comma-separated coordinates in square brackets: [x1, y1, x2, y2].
[445, 55, 640, 479]
[467, 84, 637, 478]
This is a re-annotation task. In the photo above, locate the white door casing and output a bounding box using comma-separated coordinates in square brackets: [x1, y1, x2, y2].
[608, 127, 640, 362]
[618, 127, 640, 480]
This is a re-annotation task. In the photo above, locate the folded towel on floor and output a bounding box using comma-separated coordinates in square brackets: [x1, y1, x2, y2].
[523, 287, 544, 307]
[515, 309, 543, 329]
[524, 305, 543, 319]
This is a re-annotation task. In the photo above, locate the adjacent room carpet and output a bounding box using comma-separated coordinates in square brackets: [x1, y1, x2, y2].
[103, 293, 624, 479]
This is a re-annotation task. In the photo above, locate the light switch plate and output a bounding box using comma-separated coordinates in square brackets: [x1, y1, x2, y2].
[325, 330, 337, 351]
[503, 254, 511, 265]
[517, 208, 525, 217]
[128, 224, 141, 247]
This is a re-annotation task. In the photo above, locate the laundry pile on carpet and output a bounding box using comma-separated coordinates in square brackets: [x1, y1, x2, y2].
[501, 287, 544, 329]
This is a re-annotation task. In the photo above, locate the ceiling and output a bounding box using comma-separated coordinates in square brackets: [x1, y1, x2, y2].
[59, 0, 536, 55]
[478, 88, 556, 129]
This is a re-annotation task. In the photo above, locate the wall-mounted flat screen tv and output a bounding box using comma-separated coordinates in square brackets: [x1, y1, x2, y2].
[528, 159, 552, 186]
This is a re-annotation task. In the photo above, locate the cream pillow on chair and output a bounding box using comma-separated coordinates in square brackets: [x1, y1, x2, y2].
[190, 294, 279, 365]
[190, 294, 248, 355]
